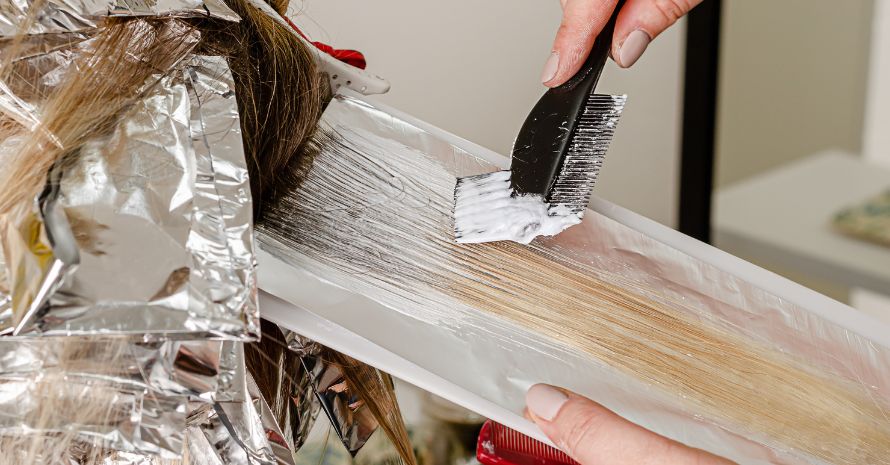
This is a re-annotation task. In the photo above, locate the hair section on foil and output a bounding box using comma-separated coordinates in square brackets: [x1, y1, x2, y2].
[258, 126, 890, 465]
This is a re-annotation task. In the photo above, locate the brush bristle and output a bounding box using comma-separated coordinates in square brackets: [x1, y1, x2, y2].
[548, 94, 626, 209]
[453, 94, 625, 245]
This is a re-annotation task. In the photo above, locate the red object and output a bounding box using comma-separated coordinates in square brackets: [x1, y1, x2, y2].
[284, 18, 367, 69]
[476, 420, 579, 465]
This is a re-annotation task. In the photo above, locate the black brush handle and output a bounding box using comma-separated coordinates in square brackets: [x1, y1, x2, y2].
[510, 0, 625, 198]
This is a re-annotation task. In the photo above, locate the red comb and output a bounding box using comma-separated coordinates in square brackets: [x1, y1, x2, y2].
[476, 420, 579, 465]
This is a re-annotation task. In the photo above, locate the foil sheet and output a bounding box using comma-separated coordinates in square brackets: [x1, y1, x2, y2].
[0, 0, 239, 37]
[301, 352, 379, 456]
[0, 44, 259, 338]
[256, 93, 890, 465]
[0, 339, 190, 458]
[263, 325, 323, 453]
[185, 352, 297, 465]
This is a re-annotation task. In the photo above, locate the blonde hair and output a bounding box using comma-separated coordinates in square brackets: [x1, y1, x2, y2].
[258, 128, 890, 465]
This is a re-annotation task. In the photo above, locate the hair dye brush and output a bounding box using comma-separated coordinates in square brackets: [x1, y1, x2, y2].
[453, 4, 626, 245]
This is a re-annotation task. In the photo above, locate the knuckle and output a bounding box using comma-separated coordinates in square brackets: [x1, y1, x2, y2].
[561, 410, 605, 457]
[652, 0, 691, 23]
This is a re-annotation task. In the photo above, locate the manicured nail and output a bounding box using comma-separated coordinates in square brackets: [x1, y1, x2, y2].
[618, 30, 651, 68]
[526, 384, 568, 421]
[541, 51, 560, 84]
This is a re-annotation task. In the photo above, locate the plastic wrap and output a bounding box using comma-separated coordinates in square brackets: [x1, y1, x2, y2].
[257, 92, 890, 465]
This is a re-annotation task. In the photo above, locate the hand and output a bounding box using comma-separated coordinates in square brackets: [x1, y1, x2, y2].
[542, 0, 703, 86]
[525, 384, 735, 464]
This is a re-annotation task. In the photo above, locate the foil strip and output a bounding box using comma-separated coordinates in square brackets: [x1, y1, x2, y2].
[301, 353, 379, 456]
[277, 326, 322, 451]
[0, 44, 259, 338]
[0, 338, 230, 401]
[0, 0, 240, 37]
[249, 374, 299, 465]
[185, 361, 295, 465]
[0, 339, 190, 458]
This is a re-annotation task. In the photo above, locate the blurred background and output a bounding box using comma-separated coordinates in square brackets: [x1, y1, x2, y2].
[296, 0, 890, 321]
[290, 1, 890, 463]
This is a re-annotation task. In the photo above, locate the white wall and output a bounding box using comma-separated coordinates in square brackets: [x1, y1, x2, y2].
[715, 0, 874, 188]
[293, 0, 686, 227]
[864, 0, 890, 168]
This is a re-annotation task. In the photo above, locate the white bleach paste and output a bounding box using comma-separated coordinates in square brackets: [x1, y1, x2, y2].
[454, 170, 583, 244]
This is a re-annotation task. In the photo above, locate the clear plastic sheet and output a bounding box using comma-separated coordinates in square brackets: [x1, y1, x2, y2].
[0, 46, 259, 339]
[0, 0, 239, 36]
[256, 93, 890, 465]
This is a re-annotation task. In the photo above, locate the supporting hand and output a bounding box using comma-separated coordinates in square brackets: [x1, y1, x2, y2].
[525, 384, 735, 464]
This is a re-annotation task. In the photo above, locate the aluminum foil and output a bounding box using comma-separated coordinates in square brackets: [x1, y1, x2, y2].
[262, 325, 323, 453]
[285, 329, 322, 356]
[301, 352, 379, 456]
[256, 93, 890, 465]
[185, 358, 297, 465]
[0, 46, 259, 338]
[0, 338, 190, 458]
[247, 323, 373, 457]
[0, 0, 239, 37]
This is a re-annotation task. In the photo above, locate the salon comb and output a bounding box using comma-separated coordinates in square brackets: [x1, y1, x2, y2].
[453, 2, 626, 244]
[477, 420, 579, 465]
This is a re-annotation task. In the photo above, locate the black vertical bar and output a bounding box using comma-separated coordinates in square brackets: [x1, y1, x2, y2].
[678, 0, 722, 243]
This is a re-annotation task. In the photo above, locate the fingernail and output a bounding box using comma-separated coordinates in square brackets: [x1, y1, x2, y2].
[618, 30, 651, 68]
[526, 384, 568, 421]
[541, 51, 560, 84]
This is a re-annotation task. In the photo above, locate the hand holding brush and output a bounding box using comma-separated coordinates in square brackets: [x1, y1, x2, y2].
[543, 0, 703, 86]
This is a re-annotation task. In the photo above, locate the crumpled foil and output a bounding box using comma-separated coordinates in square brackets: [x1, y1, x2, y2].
[0, 338, 289, 463]
[0, 0, 240, 36]
[185, 342, 298, 465]
[0, 339, 190, 458]
[0, 39, 259, 339]
[259, 324, 323, 454]
[0, 3, 270, 459]
[0, 337, 245, 456]
[285, 328, 321, 356]
[248, 323, 372, 458]
[301, 352, 379, 456]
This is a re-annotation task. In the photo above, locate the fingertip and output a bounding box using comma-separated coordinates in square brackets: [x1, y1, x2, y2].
[526, 383, 569, 422]
[618, 29, 651, 67]
[540, 51, 561, 86]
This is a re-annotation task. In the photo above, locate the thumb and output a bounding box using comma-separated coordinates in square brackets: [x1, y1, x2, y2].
[612, 0, 703, 68]
[525, 384, 734, 465]
[543, 0, 619, 87]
